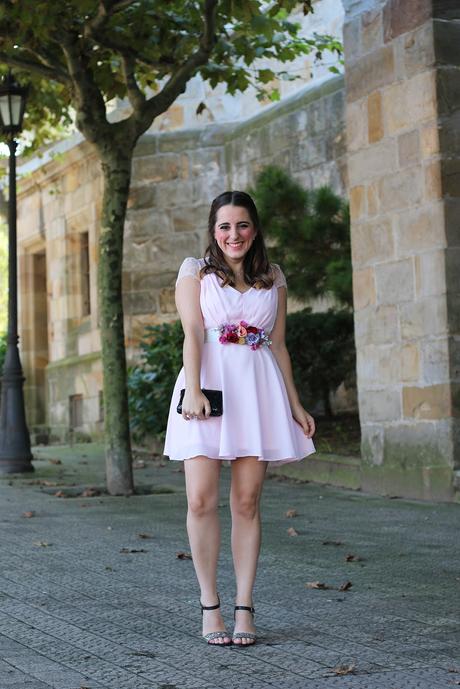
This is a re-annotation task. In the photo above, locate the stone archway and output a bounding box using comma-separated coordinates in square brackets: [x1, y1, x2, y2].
[340, 0, 460, 500]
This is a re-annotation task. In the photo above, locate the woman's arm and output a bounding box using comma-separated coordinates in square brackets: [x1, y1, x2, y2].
[269, 286, 315, 438]
[175, 276, 211, 420]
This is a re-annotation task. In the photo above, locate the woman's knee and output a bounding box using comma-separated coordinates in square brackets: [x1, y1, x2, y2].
[231, 492, 260, 520]
[187, 493, 219, 518]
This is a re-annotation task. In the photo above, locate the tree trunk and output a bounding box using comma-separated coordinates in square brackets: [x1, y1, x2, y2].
[98, 147, 134, 495]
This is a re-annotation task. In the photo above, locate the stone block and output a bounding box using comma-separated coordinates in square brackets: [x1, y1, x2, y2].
[382, 418, 455, 469]
[123, 291, 157, 316]
[401, 343, 421, 381]
[153, 180, 195, 209]
[351, 217, 394, 267]
[438, 113, 460, 158]
[449, 336, 460, 382]
[397, 23, 435, 79]
[159, 288, 177, 314]
[383, 0, 432, 43]
[348, 139, 396, 186]
[420, 121, 440, 158]
[400, 295, 448, 340]
[345, 99, 368, 152]
[375, 258, 415, 305]
[403, 383, 453, 419]
[398, 130, 420, 167]
[360, 423, 384, 465]
[377, 167, 423, 211]
[125, 208, 173, 240]
[395, 202, 445, 256]
[367, 182, 379, 216]
[424, 160, 443, 201]
[414, 249, 447, 298]
[132, 154, 189, 184]
[346, 44, 395, 102]
[446, 247, 460, 295]
[436, 65, 460, 116]
[358, 386, 402, 422]
[361, 8, 383, 54]
[441, 157, 460, 197]
[127, 185, 157, 210]
[349, 185, 365, 220]
[444, 198, 460, 248]
[353, 267, 376, 310]
[354, 304, 399, 346]
[357, 343, 401, 385]
[433, 16, 460, 65]
[384, 71, 437, 135]
[421, 337, 450, 384]
[343, 18, 362, 63]
[367, 91, 384, 143]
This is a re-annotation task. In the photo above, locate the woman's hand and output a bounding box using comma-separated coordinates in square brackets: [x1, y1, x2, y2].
[182, 388, 211, 421]
[291, 403, 316, 438]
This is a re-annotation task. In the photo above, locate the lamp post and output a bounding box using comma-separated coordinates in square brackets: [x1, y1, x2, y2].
[0, 71, 33, 474]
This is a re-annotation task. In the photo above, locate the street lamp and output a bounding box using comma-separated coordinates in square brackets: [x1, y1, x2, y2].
[0, 71, 33, 474]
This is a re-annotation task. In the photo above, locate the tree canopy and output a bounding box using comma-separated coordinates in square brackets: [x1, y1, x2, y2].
[0, 0, 342, 153]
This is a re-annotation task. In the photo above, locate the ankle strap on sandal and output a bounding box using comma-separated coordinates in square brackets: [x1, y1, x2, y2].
[201, 601, 220, 611]
[234, 604, 255, 619]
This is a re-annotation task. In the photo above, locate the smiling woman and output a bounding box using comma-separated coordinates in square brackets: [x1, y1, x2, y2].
[162, 190, 316, 648]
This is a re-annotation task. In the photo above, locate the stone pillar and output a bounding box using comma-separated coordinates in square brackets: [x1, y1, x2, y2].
[343, 0, 460, 500]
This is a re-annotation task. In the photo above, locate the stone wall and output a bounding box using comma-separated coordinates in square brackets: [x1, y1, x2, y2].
[342, 0, 460, 500]
[17, 76, 348, 442]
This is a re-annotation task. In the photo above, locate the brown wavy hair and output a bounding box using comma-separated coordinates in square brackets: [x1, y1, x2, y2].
[199, 190, 274, 289]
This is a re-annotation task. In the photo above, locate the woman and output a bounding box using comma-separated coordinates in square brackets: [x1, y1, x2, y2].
[163, 190, 316, 647]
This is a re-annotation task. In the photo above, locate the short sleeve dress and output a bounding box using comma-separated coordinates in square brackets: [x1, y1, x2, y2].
[163, 257, 316, 466]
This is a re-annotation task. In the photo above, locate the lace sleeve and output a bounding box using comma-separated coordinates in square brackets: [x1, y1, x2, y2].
[175, 257, 201, 287]
[272, 264, 287, 289]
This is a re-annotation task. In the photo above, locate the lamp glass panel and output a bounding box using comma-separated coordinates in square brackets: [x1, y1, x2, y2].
[0, 94, 22, 127]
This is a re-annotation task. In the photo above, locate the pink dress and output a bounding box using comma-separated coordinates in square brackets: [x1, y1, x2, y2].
[163, 257, 316, 466]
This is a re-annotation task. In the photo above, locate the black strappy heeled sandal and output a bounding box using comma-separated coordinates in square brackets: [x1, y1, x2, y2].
[232, 605, 257, 646]
[200, 594, 232, 646]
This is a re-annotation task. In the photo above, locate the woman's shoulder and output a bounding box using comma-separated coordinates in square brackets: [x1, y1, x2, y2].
[175, 257, 207, 286]
[269, 263, 287, 289]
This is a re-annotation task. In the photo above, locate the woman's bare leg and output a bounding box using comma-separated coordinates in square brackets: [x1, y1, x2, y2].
[184, 455, 230, 644]
[230, 456, 268, 645]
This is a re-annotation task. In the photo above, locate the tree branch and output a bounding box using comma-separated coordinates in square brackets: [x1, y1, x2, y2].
[84, 0, 138, 38]
[121, 54, 145, 111]
[0, 51, 71, 85]
[139, 0, 218, 127]
[60, 34, 110, 142]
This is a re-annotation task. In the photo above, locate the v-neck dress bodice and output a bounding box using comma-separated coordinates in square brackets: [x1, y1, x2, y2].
[163, 257, 316, 465]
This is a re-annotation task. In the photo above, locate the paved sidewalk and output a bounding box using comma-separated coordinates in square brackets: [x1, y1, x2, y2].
[0, 444, 459, 689]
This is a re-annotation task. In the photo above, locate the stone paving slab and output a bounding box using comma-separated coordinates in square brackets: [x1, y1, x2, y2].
[0, 443, 459, 689]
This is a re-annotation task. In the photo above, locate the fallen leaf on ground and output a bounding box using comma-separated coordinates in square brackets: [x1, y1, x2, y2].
[287, 527, 299, 536]
[133, 460, 146, 469]
[33, 541, 52, 547]
[42, 480, 59, 487]
[345, 553, 363, 561]
[305, 581, 332, 589]
[331, 662, 356, 675]
[48, 458, 62, 465]
[120, 547, 147, 554]
[137, 533, 153, 539]
[80, 487, 100, 497]
[54, 490, 67, 498]
[22, 511, 35, 518]
[322, 540, 343, 546]
[176, 551, 192, 560]
[285, 508, 298, 518]
[339, 581, 353, 591]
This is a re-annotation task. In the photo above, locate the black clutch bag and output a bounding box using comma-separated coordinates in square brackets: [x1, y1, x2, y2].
[177, 388, 223, 416]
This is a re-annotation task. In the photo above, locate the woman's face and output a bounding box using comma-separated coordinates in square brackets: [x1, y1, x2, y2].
[214, 204, 257, 264]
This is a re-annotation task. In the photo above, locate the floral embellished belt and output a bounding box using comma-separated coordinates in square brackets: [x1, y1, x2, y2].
[204, 321, 272, 350]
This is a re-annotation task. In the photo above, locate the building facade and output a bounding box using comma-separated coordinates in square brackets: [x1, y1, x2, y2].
[12, 0, 460, 501]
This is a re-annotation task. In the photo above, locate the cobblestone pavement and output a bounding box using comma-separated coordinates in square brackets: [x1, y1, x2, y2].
[0, 444, 459, 689]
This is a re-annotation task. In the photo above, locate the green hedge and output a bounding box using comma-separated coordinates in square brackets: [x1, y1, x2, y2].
[0, 333, 6, 377]
[128, 310, 356, 442]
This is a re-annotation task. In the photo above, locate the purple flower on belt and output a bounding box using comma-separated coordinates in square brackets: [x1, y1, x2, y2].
[218, 321, 271, 350]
